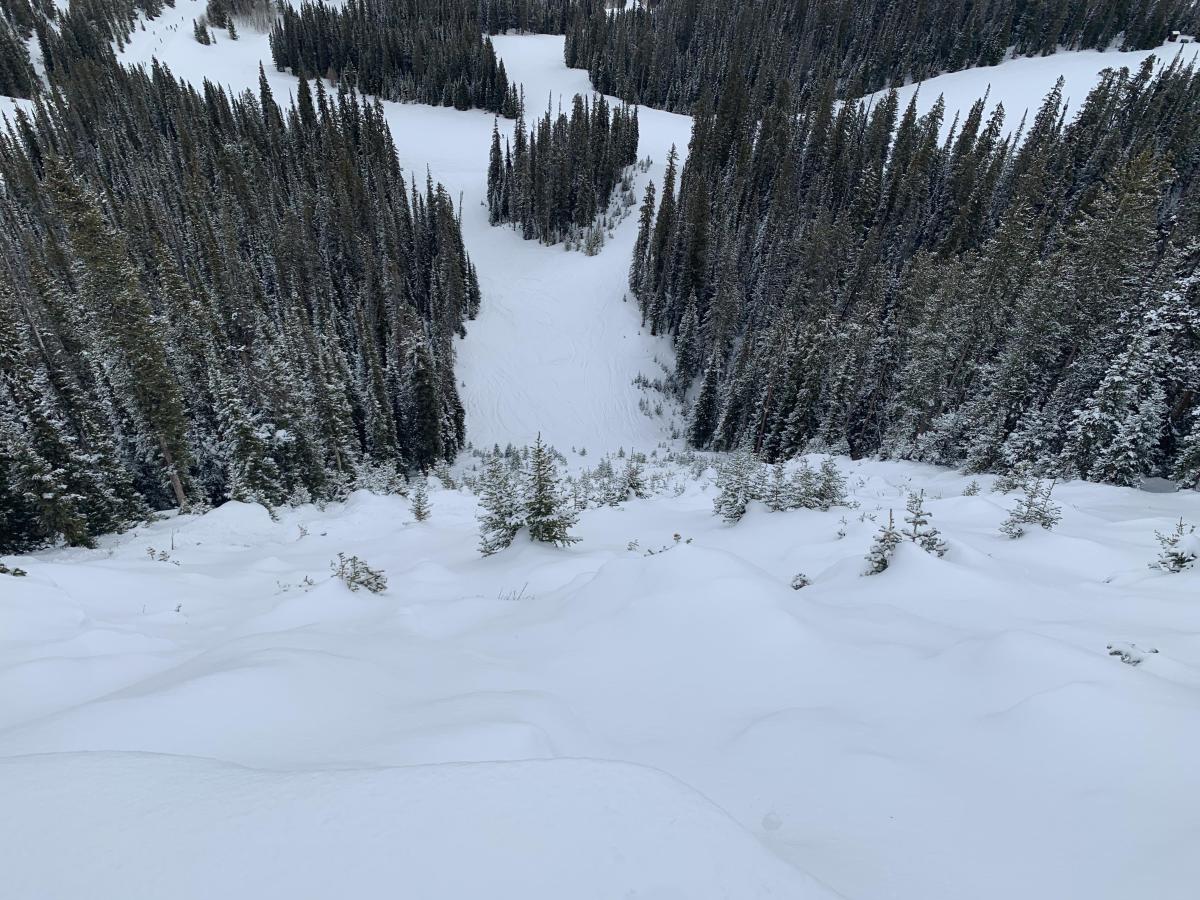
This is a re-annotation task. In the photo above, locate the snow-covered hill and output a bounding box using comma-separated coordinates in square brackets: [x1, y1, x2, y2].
[863, 41, 1200, 140]
[3, 457, 1198, 898]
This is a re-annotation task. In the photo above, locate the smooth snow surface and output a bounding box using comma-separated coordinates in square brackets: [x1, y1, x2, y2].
[864, 41, 1200, 140]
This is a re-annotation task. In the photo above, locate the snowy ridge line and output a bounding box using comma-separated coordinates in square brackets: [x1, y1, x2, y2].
[861, 40, 1200, 140]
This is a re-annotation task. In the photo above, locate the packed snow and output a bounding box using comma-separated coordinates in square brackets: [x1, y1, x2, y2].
[4, 9, 1200, 900]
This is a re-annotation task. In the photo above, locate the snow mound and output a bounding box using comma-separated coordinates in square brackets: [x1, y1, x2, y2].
[0, 751, 836, 900]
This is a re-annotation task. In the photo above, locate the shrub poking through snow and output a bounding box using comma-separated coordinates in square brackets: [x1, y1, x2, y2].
[962, 480, 980, 496]
[905, 490, 947, 557]
[410, 477, 431, 522]
[790, 573, 810, 590]
[0, 562, 28, 577]
[331, 553, 387, 593]
[1151, 518, 1198, 572]
[1000, 478, 1061, 538]
[864, 510, 903, 575]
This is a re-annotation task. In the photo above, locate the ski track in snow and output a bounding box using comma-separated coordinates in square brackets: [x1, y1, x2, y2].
[4, 11, 1200, 900]
[114, 9, 691, 454]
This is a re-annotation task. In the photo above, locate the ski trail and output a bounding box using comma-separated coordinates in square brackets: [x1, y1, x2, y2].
[118, 11, 691, 454]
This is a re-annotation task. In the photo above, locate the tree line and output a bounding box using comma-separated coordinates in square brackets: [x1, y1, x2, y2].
[0, 57, 481, 552]
[563, 0, 1200, 114]
[630, 57, 1200, 489]
[269, 0, 520, 114]
[487, 93, 638, 245]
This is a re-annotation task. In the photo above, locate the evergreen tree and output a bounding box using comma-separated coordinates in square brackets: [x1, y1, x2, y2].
[410, 476, 431, 522]
[904, 490, 947, 556]
[713, 451, 761, 523]
[477, 454, 523, 555]
[524, 434, 578, 546]
[1000, 478, 1062, 538]
[865, 510, 903, 575]
[1151, 518, 1197, 572]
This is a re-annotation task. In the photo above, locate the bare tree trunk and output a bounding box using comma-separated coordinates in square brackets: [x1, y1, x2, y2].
[159, 436, 188, 511]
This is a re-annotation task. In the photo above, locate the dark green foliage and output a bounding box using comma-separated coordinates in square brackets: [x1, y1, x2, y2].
[524, 434, 578, 546]
[487, 94, 639, 245]
[634, 58, 1200, 487]
[269, 0, 519, 114]
[564, 0, 1200, 114]
[0, 16, 37, 98]
[478, 0, 573, 35]
[0, 59, 479, 551]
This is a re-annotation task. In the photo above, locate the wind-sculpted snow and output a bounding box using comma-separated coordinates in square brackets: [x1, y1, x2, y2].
[3, 458, 1199, 898]
[1, 753, 836, 899]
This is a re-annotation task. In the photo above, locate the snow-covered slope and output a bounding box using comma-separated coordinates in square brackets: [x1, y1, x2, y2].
[863, 41, 1200, 140]
[3, 459, 1199, 899]
[3, 752, 831, 899]
[117, 8, 691, 453]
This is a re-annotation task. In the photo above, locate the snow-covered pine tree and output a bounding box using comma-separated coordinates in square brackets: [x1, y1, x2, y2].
[713, 451, 762, 523]
[999, 478, 1062, 538]
[477, 454, 524, 555]
[410, 476, 431, 522]
[1151, 518, 1198, 572]
[688, 354, 721, 447]
[815, 459, 849, 510]
[630, 180, 656, 299]
[524, 434, 579, 547]
[865, 510, 902, 574]
[904, 489, 947, 556]
[1063, 330, 1167, 486]
[622, 453, 648, 500]
[790, 459, 821, 509]
[763, 461, 793, 512]
[1175, 411, 1200, 490]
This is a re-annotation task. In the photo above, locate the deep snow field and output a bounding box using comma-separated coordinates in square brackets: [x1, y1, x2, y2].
[4, 8, 1200, 899]
[4, 457, 1199, 899]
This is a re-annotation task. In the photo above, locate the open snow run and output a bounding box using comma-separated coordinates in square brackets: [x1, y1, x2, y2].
[864, 41, 1200, 141]
[115, 8, 691, 453]
[4, 10, 1200, 900]
[3, 458, 1200, 898]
